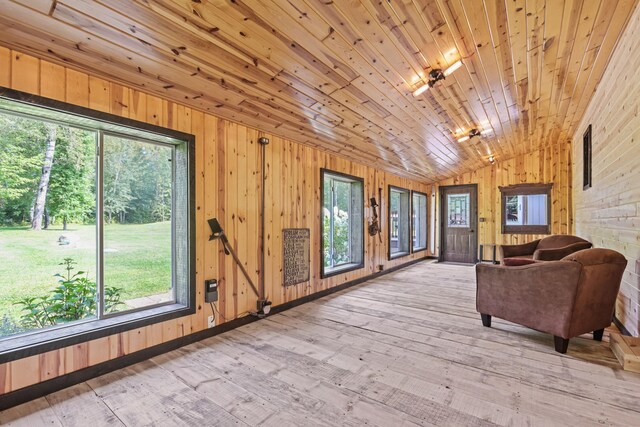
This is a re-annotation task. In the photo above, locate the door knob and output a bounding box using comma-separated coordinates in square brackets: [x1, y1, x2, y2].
[470, 229, 475, 233]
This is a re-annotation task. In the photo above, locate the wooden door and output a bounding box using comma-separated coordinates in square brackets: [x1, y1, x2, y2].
[440, 185, 478, 263]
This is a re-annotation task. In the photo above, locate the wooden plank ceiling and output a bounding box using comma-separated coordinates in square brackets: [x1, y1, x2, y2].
[0, 0, 637, 181]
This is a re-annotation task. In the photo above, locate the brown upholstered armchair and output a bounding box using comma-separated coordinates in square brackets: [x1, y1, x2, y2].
[499, 234, 592, 263]
[476, 248, 627, 353]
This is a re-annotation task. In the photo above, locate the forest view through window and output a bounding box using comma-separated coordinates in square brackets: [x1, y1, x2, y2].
[0, 99, 184, 341]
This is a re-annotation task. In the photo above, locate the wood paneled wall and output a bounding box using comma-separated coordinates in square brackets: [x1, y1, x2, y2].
[0, 48, 431, 395]
[435, 142, 572, 257]
[572, 5, 640, 337]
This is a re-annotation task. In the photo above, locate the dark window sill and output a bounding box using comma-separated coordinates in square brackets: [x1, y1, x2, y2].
[412, 246, 428, 253]
[502, 226, 551, 234]
[389, 251, 410, 260]
[321, 262, 364, 279]
[0, 303, 194, 363]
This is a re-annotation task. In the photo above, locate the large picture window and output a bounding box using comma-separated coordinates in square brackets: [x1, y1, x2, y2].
[389, 186, 410, 259]
[500, 183, 552, 234]
[321, 169, 364, 277]
[0, 89, 194, 359]
[412, 191, 428, 252]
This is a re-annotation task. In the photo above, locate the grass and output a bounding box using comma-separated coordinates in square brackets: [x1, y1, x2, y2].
[0, 222, 171, 322]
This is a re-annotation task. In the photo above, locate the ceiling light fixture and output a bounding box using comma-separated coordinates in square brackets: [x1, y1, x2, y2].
[412, 60, 463, 97]
[457, 128, 481, 142]
[457, 127, 492, 143]
[488, 155, 496, 164]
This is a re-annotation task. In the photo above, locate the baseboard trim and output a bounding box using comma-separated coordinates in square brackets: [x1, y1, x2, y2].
[613, 316, 632, 336]
[0, 256, 429, 411]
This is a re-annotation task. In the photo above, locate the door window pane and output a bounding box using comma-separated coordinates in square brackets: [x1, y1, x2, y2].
[448, 194, 469, 227]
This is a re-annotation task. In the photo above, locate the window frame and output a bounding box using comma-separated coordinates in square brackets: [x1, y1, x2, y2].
[583, 124, 592, 190]
[0, 87, 196, 362]
[320, 168, 365, 279]
[388, 185, 411, 260]
[411, 190, 428, 253]
[499, 183, 552, 234]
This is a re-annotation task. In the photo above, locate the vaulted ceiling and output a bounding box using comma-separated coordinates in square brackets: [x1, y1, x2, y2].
[0, 0, 637, 181]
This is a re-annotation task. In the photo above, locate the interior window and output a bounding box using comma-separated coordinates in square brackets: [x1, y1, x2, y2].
[500, 184, 552, 234]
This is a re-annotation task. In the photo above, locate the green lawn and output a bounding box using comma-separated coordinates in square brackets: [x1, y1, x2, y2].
[0, 222, 172, 322]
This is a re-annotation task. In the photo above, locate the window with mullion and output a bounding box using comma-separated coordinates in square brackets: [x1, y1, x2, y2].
[0, 89, 194, 360]
[500, 183, 552, 234]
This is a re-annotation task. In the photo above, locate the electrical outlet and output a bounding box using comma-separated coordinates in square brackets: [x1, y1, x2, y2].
[207, 315, 215, 328]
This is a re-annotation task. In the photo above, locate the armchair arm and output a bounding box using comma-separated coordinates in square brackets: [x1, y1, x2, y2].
[499, 239, 541, 260]
[476, 261, 582, 337]
[533, 242, 593, 261]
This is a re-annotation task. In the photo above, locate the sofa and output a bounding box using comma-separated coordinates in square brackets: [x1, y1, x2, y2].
[476, 248, 627, 353]
[499, 234, 592, 263]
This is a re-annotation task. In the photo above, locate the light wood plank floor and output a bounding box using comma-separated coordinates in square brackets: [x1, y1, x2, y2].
[2, 261, 640, 426]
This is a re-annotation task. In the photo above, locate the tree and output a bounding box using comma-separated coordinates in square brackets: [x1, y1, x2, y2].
[47, 127, 96, 229]
[103, 137, 136, 223]
[31, 123, 57, 230]
[0, 114, 47, 225]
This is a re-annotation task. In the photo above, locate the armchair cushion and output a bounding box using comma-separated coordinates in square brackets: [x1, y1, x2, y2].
[533, 241, 593, 261]
[499, 239, 540, 260]
[502, 258, 539, 266]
